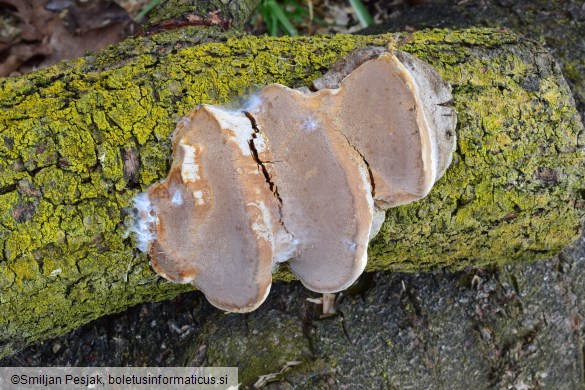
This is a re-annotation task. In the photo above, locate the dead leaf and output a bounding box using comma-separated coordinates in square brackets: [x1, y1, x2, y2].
[0, 0, 135, 76]
[253, 361, 301, 388]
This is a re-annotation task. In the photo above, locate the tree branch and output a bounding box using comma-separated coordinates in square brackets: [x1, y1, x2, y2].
[0, 28, 583, 356]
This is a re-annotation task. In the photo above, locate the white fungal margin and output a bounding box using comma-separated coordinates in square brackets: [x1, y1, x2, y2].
[241, 94, 263, 114]
[391, 54, 437, 188]
[246, 201, 298, 266]
[253, 134, 267, 153]
[170, 188, 183, 206]
[128, 192, 157, 253]
[247, 201, 274, 243]
[193, 190, 205, 205]
[301, 117, 319, 133]
[273, 231, 298, 265]
[179, 142, 201, 182]
[204, 105, 255, 156]
[358, 164, 374, 212]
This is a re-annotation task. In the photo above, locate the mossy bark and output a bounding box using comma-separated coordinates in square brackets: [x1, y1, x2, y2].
[361, 0, 585, 120]
[0, 28, 584, 357]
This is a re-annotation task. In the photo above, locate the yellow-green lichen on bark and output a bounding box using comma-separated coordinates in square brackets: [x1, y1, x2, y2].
[367, 29, 585, 272]
[0, 28, 583, 357]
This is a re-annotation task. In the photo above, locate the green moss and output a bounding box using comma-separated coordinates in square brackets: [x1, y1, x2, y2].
[0, 28, 583, 357]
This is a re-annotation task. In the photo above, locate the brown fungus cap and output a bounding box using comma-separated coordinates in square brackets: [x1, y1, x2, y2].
[136, 47, 456, 311]
[394, 51, 457, 182]
[147, 105, 287, 312]
[252, 85, 374, 293]
[315, 48, 457, 209]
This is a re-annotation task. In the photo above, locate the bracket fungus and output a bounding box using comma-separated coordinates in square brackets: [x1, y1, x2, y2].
[130, 47, 457, 312]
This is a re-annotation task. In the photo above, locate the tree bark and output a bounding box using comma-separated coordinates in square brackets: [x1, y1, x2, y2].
[0, 27, 584, 357]
[144, 0, 262, 32]
[360, 0, 585, 120]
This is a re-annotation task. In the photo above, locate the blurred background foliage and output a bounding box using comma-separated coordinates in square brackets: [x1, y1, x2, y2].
[251, 0, 373, 36]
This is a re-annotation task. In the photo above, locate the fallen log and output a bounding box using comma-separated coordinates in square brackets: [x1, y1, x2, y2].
[0, 27, 583, 357]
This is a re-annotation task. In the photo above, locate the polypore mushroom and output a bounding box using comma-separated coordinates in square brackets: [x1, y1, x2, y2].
[142, 105, 291, 312]
[313, 48, 457, 209]
[251, 85, 374, 293]
[130, 47, 456, 312]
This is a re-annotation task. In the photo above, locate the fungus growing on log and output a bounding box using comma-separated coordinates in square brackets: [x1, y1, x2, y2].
[130, 47, 457, 312]
[251, 84, 375, 294]
[141, 106, 291, 312]
[311, 48, 457, 208]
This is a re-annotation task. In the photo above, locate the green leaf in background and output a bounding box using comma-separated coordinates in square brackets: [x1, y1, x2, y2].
[135, 0, 162, 21]
[349, 0, 374, 28]
[255, 0, 373, 36]
[265, 0, 299, 36]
